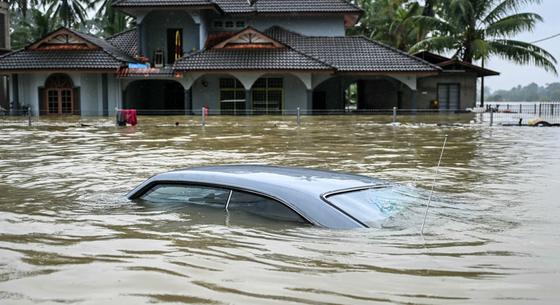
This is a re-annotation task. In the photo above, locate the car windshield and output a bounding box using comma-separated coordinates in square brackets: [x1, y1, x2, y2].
[325, 186, 408, 227]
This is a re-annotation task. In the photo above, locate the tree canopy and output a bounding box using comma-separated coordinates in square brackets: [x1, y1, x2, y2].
[487, 83, 560, 101]
[8, 0, 131, 49]
[352, 0, 557, 74]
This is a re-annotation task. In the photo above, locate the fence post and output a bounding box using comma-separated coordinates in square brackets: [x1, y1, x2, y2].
[539, 104, 542, 117]
[27, 106, 31, 127]
[392, 106, 397, 123]
[534, 104, 537, 115]
[519, 104, 522, 114]
[296, 107, 301, 126]
[201, 107, 206, 126]
[489, 109, 494, 126]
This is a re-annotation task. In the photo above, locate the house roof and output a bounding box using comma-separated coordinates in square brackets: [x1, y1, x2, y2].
[213, 0, 362, 14]
[106, 27, 139, 58]
[173, 48, 333, 71]
[414, 51, 499, 77]
[174, 27, 439, 74]
[0, 27, 137, 71]
[0, 49, 125, 71]
[112, 0, 215, 9]
[113, 0, 362, 14]
[265, 27, 440, 73]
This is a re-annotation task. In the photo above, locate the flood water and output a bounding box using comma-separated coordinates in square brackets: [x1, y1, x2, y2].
[1, 115, 559, 304]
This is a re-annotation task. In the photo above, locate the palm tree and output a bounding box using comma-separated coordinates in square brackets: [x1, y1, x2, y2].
[7, 0, 40, 17]
[90, 0, 131, 36]
[410, 0, 557, 74]
[10, 7, 59, 49]
[351, 0, 423, 51]
[43, 0, 88, 27]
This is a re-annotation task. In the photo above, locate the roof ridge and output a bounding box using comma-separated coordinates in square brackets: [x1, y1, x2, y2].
[355, 35, 442, 71]
[65, 28, 136, 64]
[106, 27, 137, 41]
[265, 26, 336, 69]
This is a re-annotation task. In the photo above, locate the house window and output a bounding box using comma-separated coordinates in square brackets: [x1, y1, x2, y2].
[252, 78, 283, 114]
[437, 83, 460, 111]
[44, 74, 74, 115]
[213, 19, 246, 30]
[219, 78, 246, 115]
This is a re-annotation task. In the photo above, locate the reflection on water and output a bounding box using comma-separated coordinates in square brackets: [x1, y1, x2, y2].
[1, 115, 559, 304]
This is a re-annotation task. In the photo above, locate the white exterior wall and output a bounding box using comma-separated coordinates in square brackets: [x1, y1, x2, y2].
[191, 75, 221, 114]
[282, 75, 307, 113]
[15, 72, 117, 116]
[107, 75, 122, 115]
[80, 74, 100, 116]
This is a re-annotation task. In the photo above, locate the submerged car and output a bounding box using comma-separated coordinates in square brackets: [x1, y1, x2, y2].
[127, 165, 409, 229]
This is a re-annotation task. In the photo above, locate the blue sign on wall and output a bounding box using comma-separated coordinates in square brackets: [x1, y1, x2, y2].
[128, 63, 149, 69]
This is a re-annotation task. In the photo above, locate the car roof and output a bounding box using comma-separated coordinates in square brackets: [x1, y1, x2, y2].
[128, 165, 385, 228]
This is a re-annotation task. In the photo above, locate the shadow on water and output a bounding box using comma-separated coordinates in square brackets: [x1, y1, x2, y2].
[1, 114, 559, 304]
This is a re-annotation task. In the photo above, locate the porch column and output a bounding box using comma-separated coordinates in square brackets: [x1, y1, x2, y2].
[102, 73, 109, 116]
[412, 90, 418, 114]
[305, 89, 313, 115]
[184, 88, 192, 115]
[10, 74, 18, 115]
[245, 89, 253, 115]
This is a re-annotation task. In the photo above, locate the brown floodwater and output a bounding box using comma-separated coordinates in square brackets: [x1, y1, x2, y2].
[0, 114, 559, 304]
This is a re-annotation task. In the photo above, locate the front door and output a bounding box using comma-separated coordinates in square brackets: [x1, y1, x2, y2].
[46, 88, 73, 115]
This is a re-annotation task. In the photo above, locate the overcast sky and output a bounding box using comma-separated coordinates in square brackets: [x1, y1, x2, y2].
[484, 0, 560, 91]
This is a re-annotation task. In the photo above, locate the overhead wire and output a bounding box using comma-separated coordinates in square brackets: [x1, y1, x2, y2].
[531, 32, 560, 44]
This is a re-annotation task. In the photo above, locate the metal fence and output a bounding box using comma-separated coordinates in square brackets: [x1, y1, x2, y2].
[2, 104, 559, 127]
[481, 102, 560, 125]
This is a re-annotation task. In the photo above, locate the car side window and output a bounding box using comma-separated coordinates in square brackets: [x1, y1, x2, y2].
[227, 191, 306, 223]
[141, 184, 230, 207]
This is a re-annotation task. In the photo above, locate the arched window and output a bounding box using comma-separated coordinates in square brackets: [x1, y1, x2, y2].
[44, 74, 74, 115]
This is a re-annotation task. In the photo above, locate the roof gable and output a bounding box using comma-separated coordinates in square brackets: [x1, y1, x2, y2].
[213, 27, 285, 49]
[29, 28, 99, 51]
[413, 51, 499, 77]
[0, 27, 138, 71]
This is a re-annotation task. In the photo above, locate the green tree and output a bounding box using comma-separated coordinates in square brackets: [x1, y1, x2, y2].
[10, 7, 59, 49]
[410, 0, 557, 74]
[43, 0, 88, 27]
[7, 0, 39, 17]
[351, 0, 423, 51]
[91, 0, 131, 36]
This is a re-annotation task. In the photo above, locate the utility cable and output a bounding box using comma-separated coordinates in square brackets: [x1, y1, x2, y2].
[531, 32, 560, 44]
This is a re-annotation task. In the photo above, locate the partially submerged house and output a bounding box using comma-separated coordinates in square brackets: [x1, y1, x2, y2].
[0, 0, 498, 116]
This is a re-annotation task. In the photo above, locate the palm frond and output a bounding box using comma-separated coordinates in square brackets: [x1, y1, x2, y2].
[412, 15, 457, 34]
[489, 39, 558, 74]
[409, 35, 459, 54]
[486, 12, 543, 37]
[484, 0, 542, 24]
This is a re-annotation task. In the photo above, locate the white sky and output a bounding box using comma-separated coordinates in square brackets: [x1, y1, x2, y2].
[484, 0, 560, 91]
